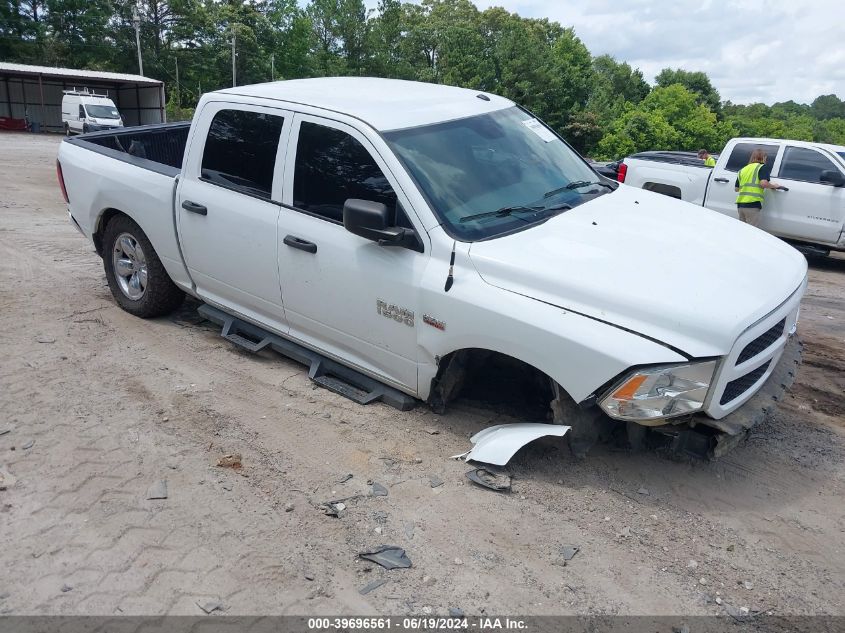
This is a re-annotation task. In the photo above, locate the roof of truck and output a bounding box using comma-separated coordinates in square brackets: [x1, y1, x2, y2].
[215, 78, 514, 132]
[733, 137, 845, 155]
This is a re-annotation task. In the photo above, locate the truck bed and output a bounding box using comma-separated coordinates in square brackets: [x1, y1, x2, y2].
[64, 122, 191, 176]
[628, 150, 716, 169]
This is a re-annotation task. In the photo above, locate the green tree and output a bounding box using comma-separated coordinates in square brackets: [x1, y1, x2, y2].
[597, 107, 679, 159]
[307, 0, 368, 76]
[44, 0, 112, 68]
[810, 94, 845, 120]
[655, 67, 721, 113]
[588, 54, 650, 122]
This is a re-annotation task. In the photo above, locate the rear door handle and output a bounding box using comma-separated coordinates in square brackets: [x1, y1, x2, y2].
[284, 234, 317, 254]
[713, 177, 730, 183]
[181, 200, 207, 215]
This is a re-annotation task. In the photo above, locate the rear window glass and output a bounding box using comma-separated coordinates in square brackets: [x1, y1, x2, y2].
[201, 109, 284, 199]
[724, 142, 779, 173]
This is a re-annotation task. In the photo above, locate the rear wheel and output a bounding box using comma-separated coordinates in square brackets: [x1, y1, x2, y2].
[102, 215, 184, 317]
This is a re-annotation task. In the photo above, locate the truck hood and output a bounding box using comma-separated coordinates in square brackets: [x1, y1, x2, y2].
[468, 185, 807, 357]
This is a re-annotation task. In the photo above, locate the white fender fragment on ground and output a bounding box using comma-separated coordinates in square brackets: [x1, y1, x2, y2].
[452, 423, 571, 466]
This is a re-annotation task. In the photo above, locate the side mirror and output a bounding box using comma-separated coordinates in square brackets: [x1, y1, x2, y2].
[343, 199, 421, 251]
[820, 169, 845, 187]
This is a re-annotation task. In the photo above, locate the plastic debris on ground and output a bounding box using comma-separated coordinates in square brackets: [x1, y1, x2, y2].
[359, 579, 389, 595]
[465, 468, 511, 492]
[358, 545, 412, 569]
[146, 480, 168, 500]
[321, 501, 347, 518]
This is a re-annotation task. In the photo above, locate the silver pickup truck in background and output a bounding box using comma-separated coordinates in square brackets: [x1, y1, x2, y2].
[619, 137, 845, 257]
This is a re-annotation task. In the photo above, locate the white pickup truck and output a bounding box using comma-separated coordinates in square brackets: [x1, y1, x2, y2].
[57, 78, 806, 458]
[620, 138, 845, 257]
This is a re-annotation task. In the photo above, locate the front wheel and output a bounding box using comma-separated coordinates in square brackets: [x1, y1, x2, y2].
[102, 215, 184, 317]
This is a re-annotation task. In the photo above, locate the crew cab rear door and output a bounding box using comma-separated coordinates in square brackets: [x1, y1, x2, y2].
[176, 101, 293, 334]
[704, 141, 781, 219]
[276, 113, 429, 393]
[764, 145, 845, 245]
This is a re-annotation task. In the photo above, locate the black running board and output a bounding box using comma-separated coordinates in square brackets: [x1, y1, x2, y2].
[198, 304, 416, 411]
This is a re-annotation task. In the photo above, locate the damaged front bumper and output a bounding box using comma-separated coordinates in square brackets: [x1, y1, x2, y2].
[643, 334, 802, 459]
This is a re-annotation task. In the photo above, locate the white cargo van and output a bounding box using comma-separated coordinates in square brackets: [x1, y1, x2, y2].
[61, 89, 123, 135]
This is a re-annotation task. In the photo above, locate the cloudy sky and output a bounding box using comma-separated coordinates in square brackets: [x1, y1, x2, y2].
[371, 0, 845, 105]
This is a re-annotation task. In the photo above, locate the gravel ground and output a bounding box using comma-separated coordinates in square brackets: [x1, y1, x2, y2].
[1, 132, 844, 617]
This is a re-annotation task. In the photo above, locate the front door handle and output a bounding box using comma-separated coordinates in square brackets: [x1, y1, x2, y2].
[182, 200, 208, 215]
[284, 234, 317, 254]
[713, 177, 730, 183]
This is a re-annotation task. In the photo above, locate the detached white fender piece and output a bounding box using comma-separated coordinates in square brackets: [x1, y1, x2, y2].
[456, 423, 571, 466]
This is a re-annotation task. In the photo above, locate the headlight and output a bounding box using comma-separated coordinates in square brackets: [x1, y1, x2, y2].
[599, 360, 717, 422]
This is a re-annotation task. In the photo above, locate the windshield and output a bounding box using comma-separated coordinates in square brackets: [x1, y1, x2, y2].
[85, 104, 120, 119]
[838, 152, 845, 162]
[384, 106, 609, 240]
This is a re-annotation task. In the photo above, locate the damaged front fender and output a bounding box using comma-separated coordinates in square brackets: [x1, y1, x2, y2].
[455, 423, 571, 466]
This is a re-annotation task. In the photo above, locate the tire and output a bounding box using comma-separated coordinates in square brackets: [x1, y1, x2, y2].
[82, 123, 89, 134]
[102, 215, 184, 318]
[65, 123, 70, 136]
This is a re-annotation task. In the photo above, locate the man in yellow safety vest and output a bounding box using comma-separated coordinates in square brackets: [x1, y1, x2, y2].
[698, 149, 716, 167]
[735, 148, 787, 226]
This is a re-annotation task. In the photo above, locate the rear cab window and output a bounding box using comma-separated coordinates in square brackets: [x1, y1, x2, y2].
[723, 142, 780, 173]
[200, 109, 285, 200]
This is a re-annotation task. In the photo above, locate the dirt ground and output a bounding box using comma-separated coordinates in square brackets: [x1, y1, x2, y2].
[1, 132, 844, 617]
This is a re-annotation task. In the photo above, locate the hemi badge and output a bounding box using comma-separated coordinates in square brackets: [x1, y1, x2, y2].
[423, 315, 445, 331]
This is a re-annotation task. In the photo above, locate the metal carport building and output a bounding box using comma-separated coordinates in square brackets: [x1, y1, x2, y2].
[0, 62, 165, 132]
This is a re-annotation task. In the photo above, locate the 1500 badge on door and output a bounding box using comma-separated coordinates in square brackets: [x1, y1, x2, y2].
[377, 299, 414, 327]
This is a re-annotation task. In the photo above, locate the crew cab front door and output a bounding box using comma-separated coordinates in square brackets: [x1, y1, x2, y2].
[277, 114, 428, 393]
[177, 102, 292, 333]
[764, 145, 845, 245]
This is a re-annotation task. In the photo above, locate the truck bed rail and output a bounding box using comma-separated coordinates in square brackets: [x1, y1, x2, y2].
[64, 122, 191, 177]
[628, 151, 716, 169]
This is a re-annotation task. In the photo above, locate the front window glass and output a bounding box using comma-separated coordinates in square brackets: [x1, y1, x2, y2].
[384, 107, 607, 240]
[293, 121, 397, 223]
[780, 146, 838, 184]
[85, 104, 120, 119]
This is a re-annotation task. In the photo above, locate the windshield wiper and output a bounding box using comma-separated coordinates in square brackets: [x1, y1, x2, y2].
[459, 205, 543, 223]
[543, 181, 614, 198]
[542, 203, 572, 213]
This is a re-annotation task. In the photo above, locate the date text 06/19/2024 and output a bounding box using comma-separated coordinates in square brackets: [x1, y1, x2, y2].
[306, 617, 529, 631]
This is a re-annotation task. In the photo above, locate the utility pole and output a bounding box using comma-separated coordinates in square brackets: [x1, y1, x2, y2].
[174, 56, 179, 96]
[132, 4, 143, 76]
[231, 28, 237, 87]
[271, 53, 274, 82]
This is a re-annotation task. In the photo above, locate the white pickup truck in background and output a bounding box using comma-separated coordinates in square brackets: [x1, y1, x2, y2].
[57, 79, 806, 459]
[619, 137, 845, 257]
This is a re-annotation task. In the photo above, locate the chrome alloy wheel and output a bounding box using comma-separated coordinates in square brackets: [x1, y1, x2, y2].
[112, 232, 147, 300]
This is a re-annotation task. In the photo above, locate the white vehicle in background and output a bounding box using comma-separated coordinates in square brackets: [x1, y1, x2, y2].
[61, 89, 123, 135]
[619, 138, 845, 257]
[56, 78, 806, 459]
